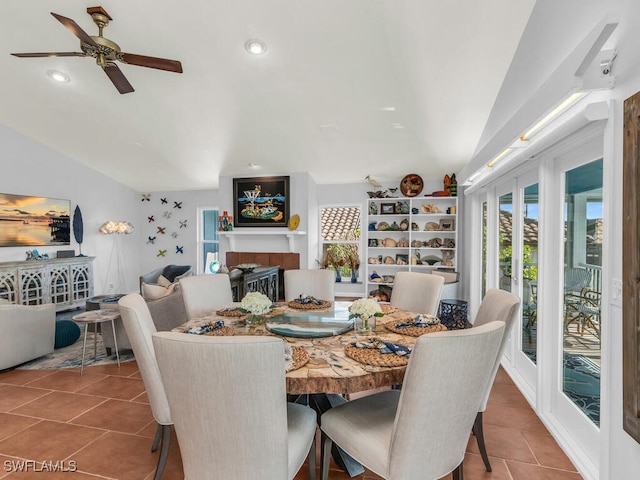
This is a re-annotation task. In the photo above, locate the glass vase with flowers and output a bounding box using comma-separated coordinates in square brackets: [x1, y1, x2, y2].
[349, 298, 384, 335]
[239, 292, 273, 326]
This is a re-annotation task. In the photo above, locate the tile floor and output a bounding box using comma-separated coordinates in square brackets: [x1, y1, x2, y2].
[0, 362, 583, 480]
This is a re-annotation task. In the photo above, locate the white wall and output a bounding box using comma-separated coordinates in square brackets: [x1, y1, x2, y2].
[0, 123, 141, 295]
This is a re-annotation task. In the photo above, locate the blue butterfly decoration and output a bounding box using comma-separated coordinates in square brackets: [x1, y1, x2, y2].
[179, 220, 188, 228]
[176, 246, 184, 254]
[148, 215, 155, 223]
[171, 232, 178, 238]
[147, 236, 156, 245]
[160, 197, 168, 204]
[157, 249, 167, 257]
[141, 193, 151, 202]
[173, 201, 182, 209]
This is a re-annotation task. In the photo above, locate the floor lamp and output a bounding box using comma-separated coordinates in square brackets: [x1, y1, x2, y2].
[99, 221, 134, 294]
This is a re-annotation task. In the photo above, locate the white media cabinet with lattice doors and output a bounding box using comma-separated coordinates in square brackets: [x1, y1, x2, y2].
[0, 257, 94, 311]
[365, 197, 457, 299]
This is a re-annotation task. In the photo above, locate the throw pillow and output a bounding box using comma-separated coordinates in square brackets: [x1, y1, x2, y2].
[162, 264, 191, 283]
[157, 274, 172, 287]
[142, 282, 176, 300]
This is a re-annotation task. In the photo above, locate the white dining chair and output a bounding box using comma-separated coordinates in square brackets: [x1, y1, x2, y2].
[152, 332, 318, 480]
[178, 273, 233, 320]
[118, 293, 172, 480]
[389, 271, 444, 315]
[284, 269, 335, 302]
[319, 321, 506, 480]
[471, 287, 521, 472]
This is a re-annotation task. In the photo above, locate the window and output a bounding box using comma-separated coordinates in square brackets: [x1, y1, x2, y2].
[198, 207, 220, 274]
[320, 206, 361, 282]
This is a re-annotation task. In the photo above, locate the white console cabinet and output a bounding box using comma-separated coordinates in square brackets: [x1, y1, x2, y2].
[0, 257, 94, 310]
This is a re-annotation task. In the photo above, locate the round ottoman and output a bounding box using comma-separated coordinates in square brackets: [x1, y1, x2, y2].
[54, 320, 81, 349]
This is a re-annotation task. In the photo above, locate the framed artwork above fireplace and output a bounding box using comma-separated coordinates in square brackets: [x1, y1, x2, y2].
[233, 176, 290, 227]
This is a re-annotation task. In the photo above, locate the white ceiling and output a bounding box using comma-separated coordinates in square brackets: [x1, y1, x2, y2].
[0, 0, 535, 192]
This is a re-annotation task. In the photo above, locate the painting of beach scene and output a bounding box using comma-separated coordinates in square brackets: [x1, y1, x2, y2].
[0, 193, 71, 247]
[233, 176, 290, 227]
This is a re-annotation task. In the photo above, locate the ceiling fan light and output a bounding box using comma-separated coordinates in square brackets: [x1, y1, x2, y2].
[47, 69, 70, 83]
[245, 39, 267, 55]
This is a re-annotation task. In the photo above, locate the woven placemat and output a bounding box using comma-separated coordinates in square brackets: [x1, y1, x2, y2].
[202, 326, 235, 336]
[215, 308, 246, 317]
[379, 304, 398, 314]
[384, 321, 447, 337]
[344, 343, 410, 367]
[287, 300, 332, 310]
[287, 346, 309, 372]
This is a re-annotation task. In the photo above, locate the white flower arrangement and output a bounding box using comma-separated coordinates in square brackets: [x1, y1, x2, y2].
[349, 298, 384, 320]
[240, 292, 273, 315]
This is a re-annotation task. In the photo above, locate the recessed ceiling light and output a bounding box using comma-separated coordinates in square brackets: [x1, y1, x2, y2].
[392, 123, 406, 129]
[47, 69, 69, 83]
[380, 107, 396, 112]
[248, 163, 260, 168]
[245, 39, 267, 55]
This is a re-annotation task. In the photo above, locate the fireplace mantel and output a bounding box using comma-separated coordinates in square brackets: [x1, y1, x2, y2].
[220, 231, 307, 252]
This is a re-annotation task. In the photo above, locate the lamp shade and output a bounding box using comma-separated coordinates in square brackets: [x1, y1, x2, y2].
[99, 221, 134, 234]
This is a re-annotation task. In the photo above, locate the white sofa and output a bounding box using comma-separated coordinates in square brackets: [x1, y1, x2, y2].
[0, 302, 56, 370]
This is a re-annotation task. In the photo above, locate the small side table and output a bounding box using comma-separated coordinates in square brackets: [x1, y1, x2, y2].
[72, 309, 121, 374]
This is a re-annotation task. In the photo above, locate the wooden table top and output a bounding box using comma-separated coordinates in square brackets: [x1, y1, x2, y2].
[72, 309, 120, 323]
[173, 302, 421, 395]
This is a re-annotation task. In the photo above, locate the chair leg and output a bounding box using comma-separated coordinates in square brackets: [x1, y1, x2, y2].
[308, 430, 317, 480]
[474, 412, 492, 472]
[452, 461, 464, 480]
[321, 433, 333, 480]
[151, 423, 162, 452]
[153, 424, 171, 480]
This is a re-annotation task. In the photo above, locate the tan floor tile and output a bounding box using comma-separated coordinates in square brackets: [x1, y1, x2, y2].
[439, 452, 511, 479]
[76, 376, 145, 400]
[71, 432, 158, 480]
[467, 423, 537, 464]
[0, 370, 57, 386]
[70, 399, 154, 434]
[10, 392, 107, 422]
[523, 431, 578, 471]
[0, 420, 104, 461]
[23, 371, 106, 393]
[79, 360, 139, 377]
[136, 420, 159, 438]
[0, 386, 51, 413]
[507, 460, 583, 480]
[488, 381, 532, 408]
[131, 391, 149, 404]
[0, 414, 41, 442]
[484, 402, 549, 433]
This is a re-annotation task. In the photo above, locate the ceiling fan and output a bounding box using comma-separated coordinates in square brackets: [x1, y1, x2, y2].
[10, 6, 183, 94]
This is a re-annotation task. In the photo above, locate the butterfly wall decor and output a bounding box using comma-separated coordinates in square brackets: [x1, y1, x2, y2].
[147, 236, 156, 244]
[148, 216, 154, 223]
[162, 211, 172, 219]
[173, 201, 182, 209]
[176, 246, 184, 254]
[171, 232, 178, 238]
[179, 220, 187, 228]
[161, 198, 168, 204]
[141, 193, 151, 202]
[157, 249, 167, 257]
[157, 226, 166, 235]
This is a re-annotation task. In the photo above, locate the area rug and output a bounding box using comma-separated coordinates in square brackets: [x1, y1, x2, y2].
[17, 309, 135, 370]
[17, 332, 134, 370]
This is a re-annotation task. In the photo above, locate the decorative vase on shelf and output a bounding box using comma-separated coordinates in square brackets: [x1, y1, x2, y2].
[335, 269, 342, 283]
[350, 269, 358, 283]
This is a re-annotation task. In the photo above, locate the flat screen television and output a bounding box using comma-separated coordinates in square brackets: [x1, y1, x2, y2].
[0, 193, 71, 247]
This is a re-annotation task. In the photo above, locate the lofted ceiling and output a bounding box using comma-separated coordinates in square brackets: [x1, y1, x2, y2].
[0, 1, 535, 192]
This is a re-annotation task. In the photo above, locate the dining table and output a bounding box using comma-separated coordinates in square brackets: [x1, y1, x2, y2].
[171, 299, 447, 476]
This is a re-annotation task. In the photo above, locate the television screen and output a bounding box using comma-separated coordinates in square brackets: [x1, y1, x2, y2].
[0, 193, 71, 247]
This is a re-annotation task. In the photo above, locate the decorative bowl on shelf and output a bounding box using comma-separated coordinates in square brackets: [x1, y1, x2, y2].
[235, 263, 260, 274]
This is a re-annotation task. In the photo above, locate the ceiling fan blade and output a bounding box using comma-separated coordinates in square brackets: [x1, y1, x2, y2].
[121, 53, 183, 73]
[11, 52, 85, 58]
[51, 12, 98, 47]
[103, 63, 134, 94]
